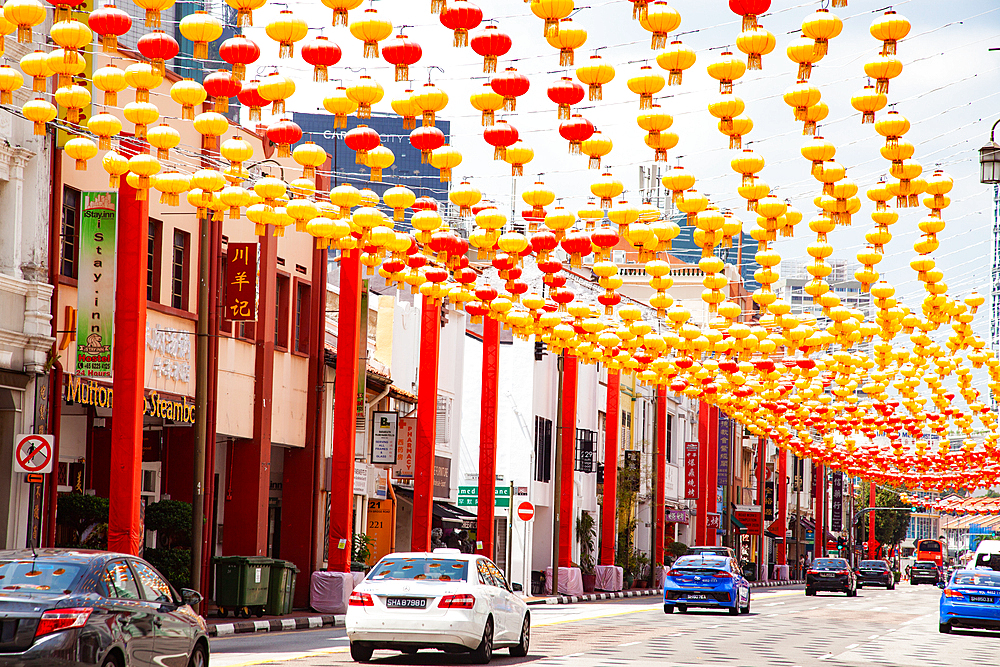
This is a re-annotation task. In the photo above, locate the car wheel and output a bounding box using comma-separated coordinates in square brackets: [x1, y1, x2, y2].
[216, 607, 227, 618]
[805, 588, 814, 596]
[510, 615, 530, 657]
[188, 644, 207, 667]
[101, 652, 123, 667]
[470, 618, 493, 664]
[677, 605, 687, 613]
[888, 583, 895, 590]
[741, 598, 750, 615]
[663, 604, 674, 614]
[939, 622, 951, 634]
[910, 580, 917, 586]
[350, 642, 374, 663]
[728, 604, 740, 616]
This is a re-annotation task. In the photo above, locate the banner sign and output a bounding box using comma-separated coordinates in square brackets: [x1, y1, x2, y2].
[707, 513, 721, 530]
[371, 411, 398, 465]
[394, 417, 416, 478]
[224, 242, 258, 321]
[76, 191, 117, 378]
[666, 509, 689, 524]
[684, 441, 699, 499]
[831, 471, 844, 532]
[764, 481, 775, 521]
[735, 510, 762, 534]
[792, 455, 804, 492]
[717, 413, 731, 486]
[457, 486, 511, 508]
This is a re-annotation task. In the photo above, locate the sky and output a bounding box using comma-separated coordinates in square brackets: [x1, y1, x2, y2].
[236, 0, 1000, 379]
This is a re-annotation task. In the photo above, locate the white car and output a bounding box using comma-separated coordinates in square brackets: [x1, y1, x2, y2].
[346, 549, 530, 663]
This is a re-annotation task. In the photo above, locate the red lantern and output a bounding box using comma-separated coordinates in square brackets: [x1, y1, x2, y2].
[591, 226, 619, 259]
[471, 201, 494, 215]
[531, 230, 558, 260]
[491, 67, 530, 111]
[483, 120, 518, 160]
[439, 0, 483, 47]
[300, 36, 342, 83]
[266, 118, 303, 158]
[550, 287, 575, 310]
[561, 230, 592, 267]
[470, 25, 511, 74]
[88, 3, 131, 52]
[413, 197, 439, 213]
[219, 34, 261, 81]
[381, 33, 422, 82]
[136, 31, 178, 76]
[344, 125, 381, 164]
[409, 126, 445, 163]
[203, 69, 242, 113]
[238, 79, 267, 122]
[729, 0, 771, 31]
[547, 77, 585, 120]
[559, 114, 595, 154]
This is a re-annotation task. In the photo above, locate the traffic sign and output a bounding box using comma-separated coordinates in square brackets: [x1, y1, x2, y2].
[517, 501, 534, 522]
[15, 434, 54, 474]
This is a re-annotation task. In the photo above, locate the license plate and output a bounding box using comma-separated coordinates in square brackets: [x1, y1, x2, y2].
[968, 595, 995, 604]
[386, 597, 427, 609]
[821, 573, 835, 577]
[686, 594, 708, 600]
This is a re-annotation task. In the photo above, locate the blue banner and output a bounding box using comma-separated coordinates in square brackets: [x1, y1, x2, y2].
[717, 413, 731, 487]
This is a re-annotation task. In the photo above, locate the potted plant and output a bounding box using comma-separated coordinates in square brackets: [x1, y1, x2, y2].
[633, 550, 650, 588]
[576, 512, 597, 592]
[352, 533, 374, 572]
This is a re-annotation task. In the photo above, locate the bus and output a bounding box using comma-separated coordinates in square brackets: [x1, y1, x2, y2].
[915, 539, 946, 566]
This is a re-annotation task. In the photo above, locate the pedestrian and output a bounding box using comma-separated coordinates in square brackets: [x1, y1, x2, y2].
[799, 554, 806, 579]
[905, 563, 911, 580]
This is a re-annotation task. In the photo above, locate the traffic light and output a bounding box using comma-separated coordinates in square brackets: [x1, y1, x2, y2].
[534, 341, 545, 361]
[837, 536, 846, 550]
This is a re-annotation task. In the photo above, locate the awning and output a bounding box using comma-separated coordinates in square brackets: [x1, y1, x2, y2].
[393, 485, 478, 529]
[731, 514, 747, 533]
[797, 517, 816, 531]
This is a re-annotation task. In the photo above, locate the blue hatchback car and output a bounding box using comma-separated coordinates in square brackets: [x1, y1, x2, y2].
[663, 554, 751, 615]
[940, 568, 1000, 633]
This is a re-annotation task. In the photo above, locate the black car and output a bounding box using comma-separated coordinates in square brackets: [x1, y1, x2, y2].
[856, 560, 895, 590]
[910, 560, 944, 585]
[0, 549, 208, 667]
[805, 557, 857, 596]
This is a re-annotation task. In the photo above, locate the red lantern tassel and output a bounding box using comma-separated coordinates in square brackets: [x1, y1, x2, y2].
[394, 63, 408, 81]
[483, 55, 497, 73]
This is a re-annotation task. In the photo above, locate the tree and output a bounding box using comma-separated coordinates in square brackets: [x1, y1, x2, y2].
[144, 499, 192, 548]
[854, 481, 911, 547]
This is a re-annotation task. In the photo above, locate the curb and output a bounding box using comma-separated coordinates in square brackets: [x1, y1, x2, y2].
[208, 614, 343, 637]
[527, 580, 805, 606]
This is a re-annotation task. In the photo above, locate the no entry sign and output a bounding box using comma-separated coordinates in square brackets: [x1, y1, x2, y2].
[15, 434, 54, 474]
[517, 501, 534, 522]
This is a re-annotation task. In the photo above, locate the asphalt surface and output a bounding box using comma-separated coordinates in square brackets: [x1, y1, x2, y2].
[209, 583, 999, 666]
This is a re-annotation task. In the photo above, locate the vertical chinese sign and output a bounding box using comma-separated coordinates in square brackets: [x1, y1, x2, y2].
[830, 471, 843, 532]
[225, 243, 258, 320]
[716, 413, 731, 487]
[76, 192, 117, 378]
[684, 441, 699, 499]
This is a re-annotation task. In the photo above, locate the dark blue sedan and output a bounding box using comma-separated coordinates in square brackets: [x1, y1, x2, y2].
[940, 568, 1000, 633]
[663, 554, 751, 615]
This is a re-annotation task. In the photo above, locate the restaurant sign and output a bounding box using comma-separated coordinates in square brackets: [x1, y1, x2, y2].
[63, 374, 195, 424]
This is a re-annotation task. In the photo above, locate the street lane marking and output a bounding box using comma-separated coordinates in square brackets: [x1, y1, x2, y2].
[868, 634, 880, 639]
[618, 641, 641, 647]
[845, 644, 859, 649]
[818, 653, 833, 660]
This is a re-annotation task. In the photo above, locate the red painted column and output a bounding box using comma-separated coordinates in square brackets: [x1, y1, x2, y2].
[777, 447, 788, 565]
[599, 371, 620, 566]
[558, 354, 577, 568]
[757, 437, 766, 578]
[476, 316, 499, 557]
[654, 389, 666, 567]
[869, 482, 877, 559]
[707, 406, 719, 547]
[696, 404, 709, 546]
[329, 250, 362, 571]
[412, 296, 441, 553]
[224, 231, 275, 557]
[814, 463, 825, 559]
[108, 178, 148, 556]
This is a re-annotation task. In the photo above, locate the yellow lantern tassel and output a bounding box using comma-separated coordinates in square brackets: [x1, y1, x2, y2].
[31, 76, 45, 93]
[832, 0, 846, 6]
[668, 70, 682, 86]
[588, 156, 600, 169]
[358, 103, 372, 118]
[730, 134, 742, 149]
[430, 0, 445, 13]
[136, 90, 149, 103]
[135, 123, 147, 139]
[32, 120, 44, 135]
[182, 104, 194, 120]
[804, 120, 817, 135]
[439, 167, 451, 182]
[639, 94, 652, 109]
[108, 175, 119, 188]
[748, 54, 761, 70]
[422, 111, 435, 127]
[157, 148, 169, 160]
[279, 42, 293, 58]
[813, 39, 828, 58]
[145, 9, 161, 28]
[560, 49, 573, 67]
[271, 99, 285, 115]
[75, 158, 87, 170]
[273, 225, 284, 237]
[589, 84, 602, 101]
[0, 91, 10, 105]
[364, 41, 379, 58]
[238, 9, 252, 27]
[481, 110, 494, 126]
[17, 26, 30, 44]
[370, 166, 382, 182]
[195, 42, 208, 60]
[798, 62, 812, 80]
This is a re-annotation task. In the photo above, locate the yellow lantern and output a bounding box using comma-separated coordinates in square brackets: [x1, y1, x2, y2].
[3, 0, 44, 44]
[470, 82, 504, 126]
[656, 40, 695, 86]
[661, 166, 695, 202]
[50, 20, 92, 62]
[429, 144, 462, 182]
[21, 97, 55, 135]
[591, 172, 623, 209]
[783, 80, 821, 121]
[449, 181, 481, 218]
[123, 101, 158, 138]
[179, 11, 223, 60]
[730, 149, 764, 187]
[545, 17, 586, 66]
[258, 71, 296, 115]
[580, 131, 612, 169]
[707, 51, 745, 94]
[47, 49, 85, 88]
[851, 85, 886, 124]
[530, 0, 574, 36]
[0, 65, 22, 104]
[102, 150, 128, 188]
[154, 172, 191, 206]
[292, 141, 326, 180]
[721, 115, 753, 149]
[639, 0, 681, 49]
[287, 198, 319, 233]
[391, 88, 419, 130]
[384, 185, 417, 221]
[124, 62, 163, 103]
[127, 153, 161, 199]
[219, 184, 250, 217]
[226, 0, 267, 28]
[133, 0, 176, 28]
[170, 79, 207, 121]
[801, 9, 842, 57]
[64, 136, 97, 170]
[627, 65, 664, 109]
[53, 83, 90, 123]
[707, 92, 744, 132]
[576, 55, 615, 101]
[265, 10, 308, 58]
[346, 75, 384, 119]
[19, 51, 51, 92]
[349, 8, 392, 58]
[870, 10, 910, 56]
[147, 123, 180, 160]
[323, 86, 358, 128]
[503, 141, 534, 176]
[0, 14, 14, 56]
[786, 37, 823, 80]
[736, 26, 775, 70]
[864, 55, 903, 95]
[86, 112, 121, 149]
[221, 135, 255, 174]
[90, 65, 125, 106]
[193, 111, 229, 149]
[364, 145, 394, 182]
[412, 83, 448, 128]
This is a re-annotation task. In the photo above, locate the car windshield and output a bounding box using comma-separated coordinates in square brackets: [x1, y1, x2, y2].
[913, 562, 937, 569]
[0, 559, 86, 594]
[812, 559, 846, 570]
[368, 557, 468, 582]
[860, 561, 887, 569]
[674, 556, 729, 572]
[953, 571, 1000, 587]
[918, 541, 941, 552]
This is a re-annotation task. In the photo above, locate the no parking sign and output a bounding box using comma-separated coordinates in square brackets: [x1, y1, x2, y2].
[14, 434, 54, 474]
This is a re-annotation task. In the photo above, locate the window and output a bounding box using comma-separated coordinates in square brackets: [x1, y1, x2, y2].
[575, 428, 596, 473]
[147, 219, 161, 302]
[275, 274, 290, 349]
[436, 394, 452, 445]
[294, 281, 311, 353]
[666, 414, 673, 464]
[102, 560, 141, 600]
[131, 560, 173, 603]
[171, 229, 190, 311]
[60, 187, 80, 279]
[219, 253, 232, 335]
[485, 561, 511, 592]
[533, 416, 552, 482]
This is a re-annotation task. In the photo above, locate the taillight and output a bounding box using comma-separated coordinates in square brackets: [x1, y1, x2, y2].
[715, 571, 733, 578]
[439, 594, 475, 609]
[807, 570, 819, 575]
[348, 592, 374, 607]
[35, 608, 92, 638]
[943, 589, 965, 599]
[667, 569, 681, 577]
[836, 570, 850, 575]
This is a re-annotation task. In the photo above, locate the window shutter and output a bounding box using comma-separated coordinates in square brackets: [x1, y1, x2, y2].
[436, 395, 451, 444]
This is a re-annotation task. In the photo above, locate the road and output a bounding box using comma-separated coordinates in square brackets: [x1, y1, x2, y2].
[209, 584, 998, 667]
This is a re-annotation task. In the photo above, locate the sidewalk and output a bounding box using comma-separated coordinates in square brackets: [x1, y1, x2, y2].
[525, 579, 805, 606]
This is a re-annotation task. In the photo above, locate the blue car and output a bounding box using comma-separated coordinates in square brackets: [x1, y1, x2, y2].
[940, 568, 1000, 633]
[663, 554, 751, 615]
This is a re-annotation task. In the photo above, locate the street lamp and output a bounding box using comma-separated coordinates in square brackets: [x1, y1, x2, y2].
[979, 119, 1000, 184]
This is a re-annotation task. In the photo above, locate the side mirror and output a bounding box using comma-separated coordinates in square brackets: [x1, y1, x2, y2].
[181, 588, 203, 608]
[936, 582, 946, 589]
[512, 582, 523, 592]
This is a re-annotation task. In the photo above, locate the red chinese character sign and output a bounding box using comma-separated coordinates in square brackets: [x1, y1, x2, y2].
[225, 243, 258, 320]
[684, 441, 699, 499]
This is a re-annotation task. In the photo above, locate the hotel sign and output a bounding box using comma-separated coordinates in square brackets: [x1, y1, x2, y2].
[76, 192, 117, 378]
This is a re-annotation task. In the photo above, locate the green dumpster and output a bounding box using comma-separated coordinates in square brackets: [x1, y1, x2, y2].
[214, 556, 272, 618]
[266, 560, 299, 616]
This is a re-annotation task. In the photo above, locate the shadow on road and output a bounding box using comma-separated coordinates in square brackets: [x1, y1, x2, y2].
[364, 651, 544, 665]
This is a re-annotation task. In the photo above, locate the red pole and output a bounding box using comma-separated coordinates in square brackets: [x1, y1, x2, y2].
[557, 354, 577, 568]
[476, 316, 499, 557]
[329, 250, 362, 571]
[108, 177, 148, 556]
[815, 464, 825, 559]
[707, 406, 719, 547]
[412, 296, 441, 553]
[599, 371, 620, 566]
[696, 405, 709, 546]
[757, 437, 765, 579]
[869, 482, 877, 559]
[654, 389, 666, 567]
[777, 447, 788, 566]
